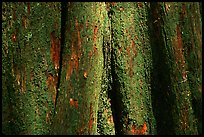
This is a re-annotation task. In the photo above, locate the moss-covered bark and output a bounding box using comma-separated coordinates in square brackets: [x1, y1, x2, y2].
[147, 2, 201, 135]
[108, 2, 156, 135]
[50, 2, 105, 135]
[2, 2, 61, 135]
[2, 2, 202, 135]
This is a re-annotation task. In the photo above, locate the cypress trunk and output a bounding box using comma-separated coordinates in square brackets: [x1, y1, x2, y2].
[2, 2, 202, 135]
[2, 2, 61, 134]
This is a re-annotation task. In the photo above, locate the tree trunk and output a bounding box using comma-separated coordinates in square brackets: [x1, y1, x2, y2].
[147, 2, 201, 135]
[2, 2, 61, 134]
[107, 2, 157, 135]
[50, 2, 105, 135]
[2, 2, 202, 135]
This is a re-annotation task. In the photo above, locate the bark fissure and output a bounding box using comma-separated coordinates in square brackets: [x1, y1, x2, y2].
[54, 3, 68, 108]
[106, 3, 126, 135]
[2, 2, 201, 135]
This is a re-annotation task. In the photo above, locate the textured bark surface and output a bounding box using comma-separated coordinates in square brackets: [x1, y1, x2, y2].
[2, 2, 61, 134]
[2, 2, 202, 135]
[147, 2, 201, 135]
[108, 2, 156, 135]
[50, 2, 105, 135]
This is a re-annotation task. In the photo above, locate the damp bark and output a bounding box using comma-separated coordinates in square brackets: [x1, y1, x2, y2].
[2, 2, 61, 135]
[2, 2, 202, 135]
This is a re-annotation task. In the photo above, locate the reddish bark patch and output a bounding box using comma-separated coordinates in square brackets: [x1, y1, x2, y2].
[88, 50, 93, 58]
[88, 103, 93, 134]
[11, 32, 17, 43]
[66, 60, 73, 80]
[89, 25, 99, 58]
[27, 2, 30, 16]
[140, 122, 147, 134]
[131, 39, 137, 56]
[86, 19, 89, 28]
[22, 15, 27, 29]
[173, 25, 187, 81]
[180, 3, 187, 20]
[126, 47, 131, 57]
[107, 115, 114, 124]
[51, 31, 61, 70]
[137, 2, 143, 8]
[83, 71, 88, 79]
[175, 25, 185, 68]
[110, 2, 117, 7]
[93, 25, 98, 46]
[176, 25, 183, 50]
[93, 45, 98, 55]
[131, 124, 138, 135]
[46, 73, 58, 105]
[69, 98, 78, 109]
[131, 121, 147, 135]
[66, 18, 83, 80]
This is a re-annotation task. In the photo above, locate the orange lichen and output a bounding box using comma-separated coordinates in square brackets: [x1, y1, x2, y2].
[69, 98, 74, 106]
[83, 71, 88, 79]
[107, 115, 114, 124]
[69, 98, 78, 109]
[131, 121, 147, 135]
[140, 122, 147, 134]
[11, 32, 17, 42]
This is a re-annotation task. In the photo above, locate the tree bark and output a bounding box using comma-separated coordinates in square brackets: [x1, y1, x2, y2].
[2, 2, 202, 135]
[2, 2, 61, 135]
[50, 2, 105, 135]
[107, 2, 157, 135]
[147, 2, 201, 135]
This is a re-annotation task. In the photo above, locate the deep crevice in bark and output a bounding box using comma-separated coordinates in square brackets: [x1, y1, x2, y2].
[147, 2, 176, 135]
[54, 2, 68, 109]
[105, 3, 127, 135]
